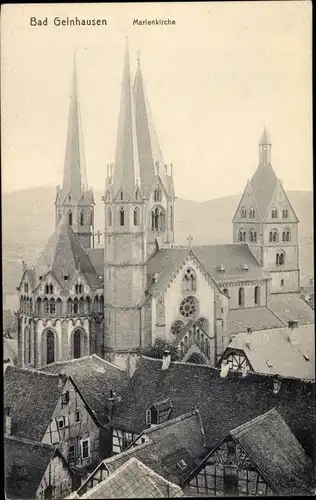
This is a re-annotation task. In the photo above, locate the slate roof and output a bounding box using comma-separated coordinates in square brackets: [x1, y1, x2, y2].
[249, 162, 279, 219]
[5, 436, 58, 499]
[112, 357, 316, 459]
[269, 294, 315, 325]
[147, 248, 189, 295]
[41, 355, 129, 425]
[223, 323, 315, 380]
[4, 366, 64, 441]
[227, 306, 285, 335]
[230, 409, 315, 495]
[31, 217, 102, 290]
[80, 458, 184, 498]
[85, 248, 104, 280]
[3, 338, 18, 364]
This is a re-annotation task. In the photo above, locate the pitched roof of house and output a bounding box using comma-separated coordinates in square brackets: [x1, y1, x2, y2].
[112, 357, 316, 459]
[269, 294, 315, 325]
[31, 218, 102, 290]
[41, 355, 129, 425]
[223, 323, 315, 380]
[5, 436, 59, 499]
[80, 457, 184, 499]
[4, 366, 64, 442]
[230, 408, 315, 495]
[3, 338, 18, 364]
[227, 306, 285, 335]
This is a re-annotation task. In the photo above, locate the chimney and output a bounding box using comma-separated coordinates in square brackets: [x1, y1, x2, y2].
[273, 377, 282, 395]
[287, 320, 299, 344]
[58, 370, 67, 387]
[246, 327, 252, 349]
[107, 389, 116, 422]
[161, 350, 172, 371]
[5, 407, 11, 436]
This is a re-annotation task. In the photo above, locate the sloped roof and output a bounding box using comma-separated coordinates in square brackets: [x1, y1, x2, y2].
[224, 324, 315, 380]
[147, 248, 189, 295]
[112, 357, 316, 459]
[259, 126, 272, 145]
[230, 408, 315, 495]
[227, 306, 285, 335]
[3, 338, 18, 364]
[85, 248, 104, 279]
[80, 457, 184, 499]
[249, 162, 278, 218]
[269, 295, 315, 325]
[5, 436, 57, 499]
[32, 217, 102, 290]
[4, 366, 63, 441]
[41, 355, 129, 425]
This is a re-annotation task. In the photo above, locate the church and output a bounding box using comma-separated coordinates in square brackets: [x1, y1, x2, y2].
[16, 42, 313, 372]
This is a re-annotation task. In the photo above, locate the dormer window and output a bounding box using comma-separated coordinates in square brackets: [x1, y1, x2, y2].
[39, 276, 43, 281]
[62, 391, 70, 405]
[241, 264, 249, 271]
[217, 264, 225, 273]
[177, 459, 187, 471]
[64, 275, 68, 281]
[145, 399, 173, 426]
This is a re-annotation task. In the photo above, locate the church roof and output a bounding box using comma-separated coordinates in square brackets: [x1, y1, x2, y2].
[85, 248, 104, 280]
[111, 357, 315, 459]
[32, 217, 102, 290]
[227, 306, 285, 335]
[268, 295, 315, 325]
[41, 355, 129, 425]
[249, 162, 279, 218]
[224, 324, 315, 380]
[259, 126, 272, 145]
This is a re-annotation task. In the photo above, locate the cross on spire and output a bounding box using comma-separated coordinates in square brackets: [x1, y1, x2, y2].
[95, 229, 102, 245]
[187, 235, 193, 247]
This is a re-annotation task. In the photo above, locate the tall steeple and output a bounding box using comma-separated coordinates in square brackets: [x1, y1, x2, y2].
[259, 126, 272, 165]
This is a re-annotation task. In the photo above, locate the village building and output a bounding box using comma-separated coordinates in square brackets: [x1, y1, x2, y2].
[184, 408, 315, 497]
[5, 436, 74, 500]
[219, 321, 315, 380]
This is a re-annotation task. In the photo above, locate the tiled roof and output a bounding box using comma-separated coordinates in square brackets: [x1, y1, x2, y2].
[269, 295, 315, 325]
[230, 408, 315, 495]
[41, 355, 129, 425]
[5, 436, 57, 499]
[85, 248, 104, 280]
[224, 324, 315, 380]
[112, 357, 315, 459]
[147, 248, 189, 295]
[80, 458, 184, 498]
[4, 366, 63, 442]
[3, 338, 18, 364]
[249, 163, 278, 218]
[227, 306, 285, 335]
[31, 217, 102, 291]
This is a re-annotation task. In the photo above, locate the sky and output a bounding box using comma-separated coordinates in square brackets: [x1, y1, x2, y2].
[1, 2, 312, 202]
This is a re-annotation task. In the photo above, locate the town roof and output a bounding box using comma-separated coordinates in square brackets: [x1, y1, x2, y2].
[80, 457, 184, 499]
[230, 408, 315, 495]
[31, 217, 102, 290]
[227, 306, 285, 335]
[3, 338, 18, 365]
[269, 295, 315, 325]
[5, 436, 59, 499]
[112, 357, 315, 459]
[4, 366, 63, 442]
[224, 324, 315, 380]
[41, 355, 129, 425]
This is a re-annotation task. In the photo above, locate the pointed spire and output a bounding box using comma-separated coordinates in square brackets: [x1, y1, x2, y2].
[61, 53, 86, 201]
[259, 125, 272, 145]
[112, 39, 139, 197]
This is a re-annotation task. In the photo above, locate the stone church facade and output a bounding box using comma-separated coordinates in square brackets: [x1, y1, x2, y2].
[17, 42, 306, 371]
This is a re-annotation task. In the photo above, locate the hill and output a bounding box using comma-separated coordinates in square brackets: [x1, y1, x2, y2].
[2, 186, 313, 298]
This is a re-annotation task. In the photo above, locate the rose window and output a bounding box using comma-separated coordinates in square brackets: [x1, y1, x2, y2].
[171, 320, 185, 336]
[179, 296, 197, 318]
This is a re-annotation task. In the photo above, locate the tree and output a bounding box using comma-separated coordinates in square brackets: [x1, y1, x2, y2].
[141, 338, 180, 361]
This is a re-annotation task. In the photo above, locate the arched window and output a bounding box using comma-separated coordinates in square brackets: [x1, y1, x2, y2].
[73, 298, 79, 314]
[151, 206, 165, 231]
[79, 297, 84, 314]
[80, 210, 84, 226]
[238, 287, 245, 307]
[36, 298, 42, 315]
[24, 326, 31, 365]
[108, 207, 112, 226]
[276, 251, 285, 266]
[120, 207, 125, 226]
[45, 284, 49, 295]
[254, 286, 260, 305]
[154, 187, 162, 202]
[49, 299, 55, 315]
[133, 207, 140, 226]
[179, 296, 198, 318]
[73, 330, 82, 359]
[49, 284, 54, 294]
[68, 211, 73, 226]
[171, 320, 185, 336]
[282, 229, 291, 242]
[56, 298, 62, 316]
[99, 295, 104, 313]
[43, 298, 49, 314]
[93, 296, 99, 313]
[182, 268, 196, 293]
[241, 207, 247, 219]
[249, 208, 255, 219]
[249, 229, 257, 243]
[271, 208, 278, 219]
[282, 209, 288, 219]
[238, 230, 246, 242]
[85, 296, 91, 314]
[269, 229, 278, 242]
[67, 298, 72, 315]
[46, 330, 55, 365]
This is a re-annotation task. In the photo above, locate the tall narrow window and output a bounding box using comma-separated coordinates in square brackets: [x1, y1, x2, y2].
[120, 208, 125, 226]
[254, 286, 260, 305]
[269, 230, 278, 242]
[108, 207, 112, 226]
[133, 207, 140, 226]
[271, 209, 278, 219]
[238, 230, 246, 242]
[249, 208, 255, 219]
[68, 211, 73, 226]
[151, 207, 165, 231]
[282, 229, 290, 242]
[249, 229, 257, 242]
[120, 191, 123, 200]
[49, 299, 56, 315]
[73, 330, 81, 359]
[280, 279, 284, 287]
[46, 330, 55, 365]
[241, 207, 247, 219]
[80, 210, 84, 226]
[276, 251, 285, 266]
[238, 287, 245, 307]
[282, 209, 289, 219]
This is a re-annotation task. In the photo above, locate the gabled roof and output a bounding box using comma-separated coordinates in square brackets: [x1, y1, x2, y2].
[146, 248, 190, 295]
[112, 357, 316, 458]
[80, 457, 184, 499]
[269, 294, 315, 325]
[4, 366, 64, 442]
[5, 436, 62, 499]
[249, 163, 279, 218]
[32, 217, 102, 290]
[224, 324, 315, 380]
[230, 409, 314, 495]
[227, 306, 285, 335]
[41, 355, 129, 425]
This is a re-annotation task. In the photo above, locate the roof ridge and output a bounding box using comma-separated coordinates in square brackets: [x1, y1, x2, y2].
[145, 409, 199, 434]
[104, 439, 153, 464]
[42, 354, 95, 367]
[231, 408, 279, 437]
[5, 366, 60, 379]
[5, 434, 55, 450]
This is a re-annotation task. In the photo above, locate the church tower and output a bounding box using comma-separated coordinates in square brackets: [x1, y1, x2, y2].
[233, 127, 300, 295]
[55, 56, 95, 249]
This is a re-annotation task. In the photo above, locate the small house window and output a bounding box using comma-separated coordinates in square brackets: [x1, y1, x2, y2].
[241, 207, 247, 219]
[75, 410, 80, 422]
[271, 208, 278, 219]
[120, 208, 125, 226]
[62, 391, 69, 405]
[145, 409, 151, 425]
[67, 445, 75, 463]
[283, 209, 288, 218]
[123, 432, 133, 449]
[81, 439, 90, 459]
[57, 417, 64, 430]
